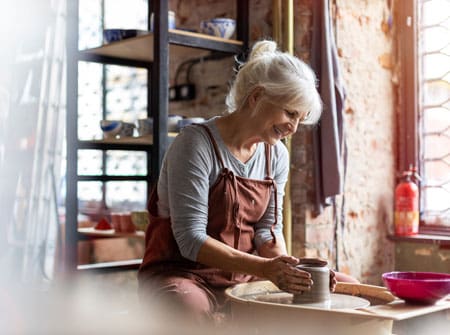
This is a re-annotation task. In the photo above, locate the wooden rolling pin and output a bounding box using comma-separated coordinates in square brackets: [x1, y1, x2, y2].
[335, 282, 396, 304]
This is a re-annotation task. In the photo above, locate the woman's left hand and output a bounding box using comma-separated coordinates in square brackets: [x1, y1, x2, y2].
[330, 269, 337, 292]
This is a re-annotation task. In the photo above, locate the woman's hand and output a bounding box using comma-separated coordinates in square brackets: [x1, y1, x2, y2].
[330, 269, 337, 292]
[262, 255, 313, 294]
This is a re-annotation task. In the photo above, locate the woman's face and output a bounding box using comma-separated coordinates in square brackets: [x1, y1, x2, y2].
[254, 99, 304, 145]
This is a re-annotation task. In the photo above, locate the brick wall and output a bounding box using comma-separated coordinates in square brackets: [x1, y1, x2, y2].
[291, 0, 396, 285]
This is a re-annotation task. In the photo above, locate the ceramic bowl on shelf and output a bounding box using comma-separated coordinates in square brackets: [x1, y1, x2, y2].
[100, 120, 122, 138]
[119, 122, 136, 137]
[103, 29, 148, 43]
[200, 18, 236, 39]
[137, 118, 153, 136]
[382, 271, 450, 305]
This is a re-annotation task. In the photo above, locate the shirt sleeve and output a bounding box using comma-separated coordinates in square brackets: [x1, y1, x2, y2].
[254, 141, 289, 249]
[163, 126, 212, 261]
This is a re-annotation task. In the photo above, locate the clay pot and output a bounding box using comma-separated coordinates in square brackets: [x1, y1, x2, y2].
[120, 213, 136, 233]
[293, 264, 330, 304]
[111, 213, 122, 232]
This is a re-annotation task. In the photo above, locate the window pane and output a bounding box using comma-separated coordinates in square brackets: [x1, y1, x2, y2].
[78, 61, 103, 140]
[106, 150, 147, 176]
[421, 26, 449, 53]
[78, 150, 103, 175]
[104, 0, 148, 30]
[77, 150, 148, 176]
[105, 181, 147, 211]
[78, 181, 104, 223]
[79, 0, 102, 50]
[79, 181, 103, 203]
[77, 181, 147, 219]
[423, 185, 450, 212]
[105, 65, 148, 122]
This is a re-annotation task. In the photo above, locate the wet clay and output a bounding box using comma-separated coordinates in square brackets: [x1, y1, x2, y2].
[293, 264, 330, 304]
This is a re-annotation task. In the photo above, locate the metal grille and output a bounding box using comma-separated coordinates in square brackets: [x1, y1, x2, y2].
[419, 0, 450, 227]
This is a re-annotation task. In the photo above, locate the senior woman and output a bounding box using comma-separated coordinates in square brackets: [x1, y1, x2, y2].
[138, 40, 352, 323]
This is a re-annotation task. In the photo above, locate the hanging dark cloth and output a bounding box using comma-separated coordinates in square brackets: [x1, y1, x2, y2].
[310, 0, 347, 215]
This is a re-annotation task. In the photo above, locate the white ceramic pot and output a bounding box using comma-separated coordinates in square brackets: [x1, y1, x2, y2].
[200, 18, 236, 39]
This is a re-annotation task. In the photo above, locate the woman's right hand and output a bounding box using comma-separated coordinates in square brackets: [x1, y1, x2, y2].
[262, 255, 313, 294]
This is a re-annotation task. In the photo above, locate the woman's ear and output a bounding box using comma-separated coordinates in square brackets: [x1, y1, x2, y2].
[248, 86, 265, 107]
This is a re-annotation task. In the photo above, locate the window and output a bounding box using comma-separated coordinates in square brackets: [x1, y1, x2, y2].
[400, 0, 450, 235]
[77, 0, 149, 216]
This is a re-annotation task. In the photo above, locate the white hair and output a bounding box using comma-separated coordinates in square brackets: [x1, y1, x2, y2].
[225, 40, 322, 125]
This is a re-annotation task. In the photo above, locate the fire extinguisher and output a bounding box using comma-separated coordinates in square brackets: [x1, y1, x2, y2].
[394, 166, 419, 236]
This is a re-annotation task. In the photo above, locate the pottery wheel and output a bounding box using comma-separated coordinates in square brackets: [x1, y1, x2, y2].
[250, 292, 370, 310]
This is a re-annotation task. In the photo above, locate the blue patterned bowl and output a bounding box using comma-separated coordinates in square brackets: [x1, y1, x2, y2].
[200, 18, 236, 39]
[100, 120, 122, 138]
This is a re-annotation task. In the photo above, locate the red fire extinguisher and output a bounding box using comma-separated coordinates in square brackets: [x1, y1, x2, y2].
[394, 167, 419, 236]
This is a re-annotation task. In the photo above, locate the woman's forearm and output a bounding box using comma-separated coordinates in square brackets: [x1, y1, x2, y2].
[196, 237, 268, 278]
[257, 239, 287, 258]
[197, 237, 314, 294]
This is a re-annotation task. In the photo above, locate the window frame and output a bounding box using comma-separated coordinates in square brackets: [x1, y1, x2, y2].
[399, 0, 450, 236]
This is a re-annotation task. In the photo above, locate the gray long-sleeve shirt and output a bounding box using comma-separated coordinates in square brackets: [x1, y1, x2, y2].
[156, 117, 289, 261]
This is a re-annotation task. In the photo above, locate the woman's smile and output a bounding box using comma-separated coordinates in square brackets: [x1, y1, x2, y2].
[273, 125, 289, 139]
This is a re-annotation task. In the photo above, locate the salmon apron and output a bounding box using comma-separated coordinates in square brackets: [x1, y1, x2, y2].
[138, 124, 278, 288]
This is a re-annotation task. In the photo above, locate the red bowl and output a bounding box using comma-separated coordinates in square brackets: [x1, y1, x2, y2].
[382, 271, 450, 304]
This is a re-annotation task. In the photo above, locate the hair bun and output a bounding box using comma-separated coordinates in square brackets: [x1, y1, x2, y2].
[248, 40, 278, 60]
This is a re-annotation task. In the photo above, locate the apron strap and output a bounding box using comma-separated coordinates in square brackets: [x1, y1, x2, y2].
[264, 144, 277, 243]
[197, 124, 225, 170]
[270, 180, 278, 244]
[264, 143, 272, 178]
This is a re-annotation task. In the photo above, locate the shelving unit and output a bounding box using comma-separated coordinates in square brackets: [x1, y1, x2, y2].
[65, 0, 249, 274]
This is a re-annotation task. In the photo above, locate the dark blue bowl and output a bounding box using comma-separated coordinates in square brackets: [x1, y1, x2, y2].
[103, 29, 146, 43]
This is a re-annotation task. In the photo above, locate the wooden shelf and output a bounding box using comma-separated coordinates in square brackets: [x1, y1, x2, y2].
[78, 227, 145, 239]
[77, 175, 148, 182]
[388, 233, 450, 246]
[168, 29, 243, 52]
[80, 29, 244, 63]
[78, 133, 178, 150]
[77, 259, 142, 272]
